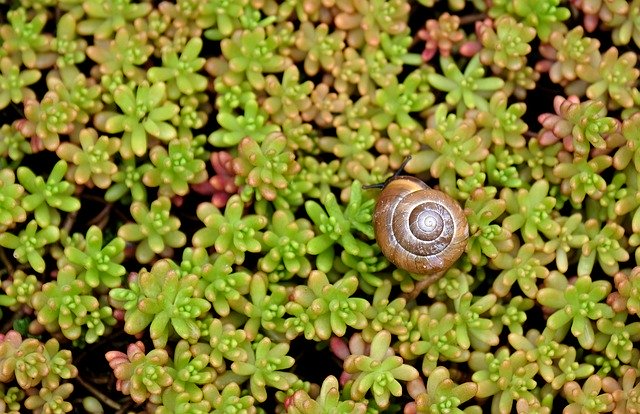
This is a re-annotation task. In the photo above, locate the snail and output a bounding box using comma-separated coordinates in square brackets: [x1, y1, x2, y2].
[366, 157, 469, 276]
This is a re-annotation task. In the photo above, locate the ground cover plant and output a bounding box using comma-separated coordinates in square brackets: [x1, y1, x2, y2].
[1, 0, 640, 412]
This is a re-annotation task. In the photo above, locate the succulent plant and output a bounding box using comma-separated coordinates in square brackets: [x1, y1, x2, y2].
[192, 195, 267, 264]
[0, 57, 40, 110]
[110, 259, 210, 347]
[147, 37, 207, 99]
[167, 340, 217, 402]
[51, 13, 87, 68]
[77, 0, 152, 39]
[56, 128, 119, 189]
[0, 9, 54, 69]
[118, 197, 186, 263]
[209, 99, 280, 147]
[64, 225, 126, 288]
[220, 27, 291, 89]
[0, 0, 639, 412]
[24, 383, 74, 414]
[21, 91, 78, 151]
[259, 210, 314, 277]
[371, 69, 434, 130]
[470, 347, 539, 414]
[579, 47, 640, 108]
[286, 375, 367, 414]
[478, 16, 536, 71]
[31, 265, 107, 341]
[286, 270, 370, 341]
[235, 272, 288, 339]
[95, 81, 179, 158]
[106, 341, 172, 405]
[0, 169, 26, 232]
[142, 137, 207, 197]
[464, 188, 513, 266]
[220, 336, 297, 403]
[538, 26, 600, 84]
[262, 66, 313, 123]
[579, 219, 629, 277]
[611, 267, 640, 315]
[0, 220, 59, 273]
[104, 158, 153, 203]
[344, 330, 419, 408]
[538, 273, 614, 349]
[427, 55, 505, 114]
[0, 330, 77, 390]
[563, 375, 615, 414]
[233, 133, 301, 202]
[489, 0, 570, 41]
[539, 96, 618, 156]
[502, 180, 561, 249]
[417, 13, 465, 62]
[402, 303, 470, 376]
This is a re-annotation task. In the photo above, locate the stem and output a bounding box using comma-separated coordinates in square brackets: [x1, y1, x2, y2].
[87, 204, 112, 228]
[115, 401, 135, 414]
[400, 271, 445, 301]
[61, 210, 79, 235]
[0, 309, 24, 333]
[76, 375, 122, 411]
[458, 13, 487, 25]
[0, 247, 14, 274]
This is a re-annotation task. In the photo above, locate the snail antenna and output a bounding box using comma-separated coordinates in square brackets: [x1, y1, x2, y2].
[394, 155, 412, 177]
[362, 182, 385, 189]
[363, 156, 413, 190]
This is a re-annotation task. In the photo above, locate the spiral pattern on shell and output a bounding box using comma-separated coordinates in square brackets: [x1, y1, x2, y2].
[372, 176, 469, 275]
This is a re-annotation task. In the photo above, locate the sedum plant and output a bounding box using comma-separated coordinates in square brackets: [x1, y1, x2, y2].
[469, 347, 538, 414]
[0, 169, 26, 232]
[118, 196, 186, 263]
[142, 137, 207, 197]
[409, 366, 479, 413]
[0, 57, 41, 110]
[538, 273, 615, 349]
[0, 330, 77, 390]
[17, 160, 80, 227]
[286, 270, 370, 340]
[0, 220, 59, 273]
[192, 194, 267, 264]
[24, 383, 74, 414]
[110, 259, 210, 347]
[0, 9, 54, 69]
[304, 181, 375, 272]
[0, 0, 639, 412]
[64, 225, 126, 288]
[427, 55, 504, 114]
[147, 37, 208, 99]
[95, 81, 179, 158]
[21, 91, 78, 151]
[219, 27, 291, 90]
[259, 210, 314, 277]
[219, 336, 297, 403]
[478, 16, 536, 71]
[344, 330, 419, 408]
[105, 341, 171, 405]
[31, 265, 102, 341]
[0, 269, 41, 310]
[56, 128, 120, 189]
[287, 375, 367, 414]
[232, 132, 301, 202]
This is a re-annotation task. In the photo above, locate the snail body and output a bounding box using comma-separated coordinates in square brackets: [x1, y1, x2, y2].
[372, 176, 468, 275]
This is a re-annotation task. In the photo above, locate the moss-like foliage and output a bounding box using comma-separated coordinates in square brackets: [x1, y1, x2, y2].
[0, 1, 639, 413]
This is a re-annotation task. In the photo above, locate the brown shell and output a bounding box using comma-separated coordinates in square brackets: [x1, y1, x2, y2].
[372, 176, 469, 275]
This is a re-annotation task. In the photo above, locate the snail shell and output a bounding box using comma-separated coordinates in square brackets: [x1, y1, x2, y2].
[372, 176, 468, 275]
